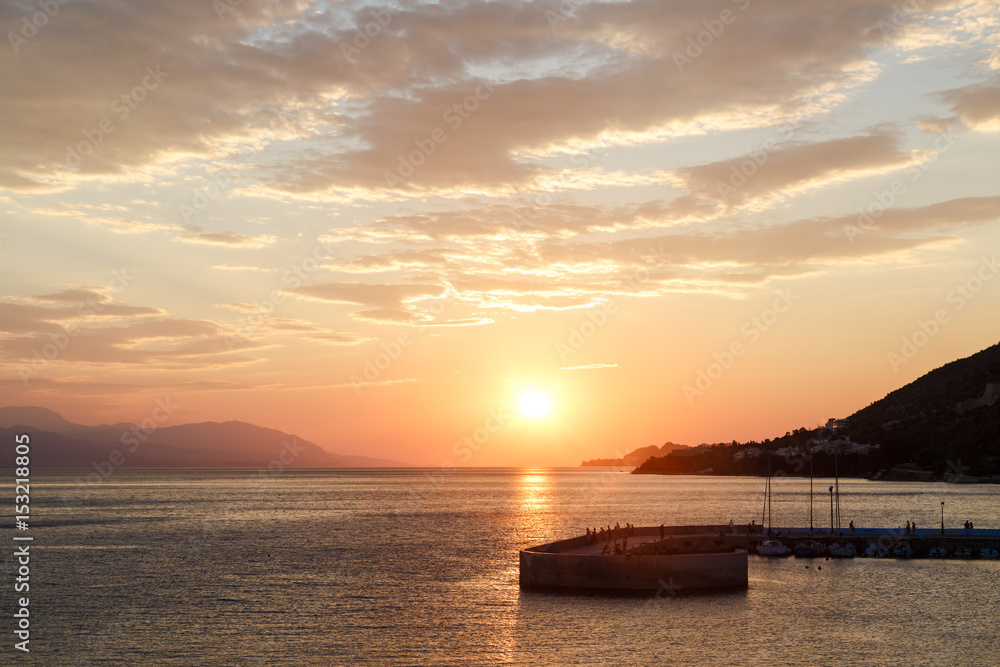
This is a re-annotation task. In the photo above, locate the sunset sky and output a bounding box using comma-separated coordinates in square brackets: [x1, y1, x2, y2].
[2, 0, 999, 466]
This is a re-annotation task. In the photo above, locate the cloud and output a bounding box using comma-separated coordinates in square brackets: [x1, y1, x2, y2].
[0, 288, 162, 336]
[229, 316, 373, 345]
[178, 233, 278, 248]
[321, 195, 1000, 313]
[537, 195, 1000, 273]
[670, 133, 927, 207]
[212, 265, 276, 272]
[329, 197, 714, 245]
[259, 0, 950, 195]
[350, 309, 422, 324]
[307, 332, 372, 345]
[0, 318, 262, 369]
[284, 281, 445, 307]
[337, 249, 458, 273]
[946, 78, 1000, 132]
[0, 291, 259, 369]
[0, 0, 956, 197]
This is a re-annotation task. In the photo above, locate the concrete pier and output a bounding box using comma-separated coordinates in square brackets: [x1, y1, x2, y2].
[519, 524, 1000, 595]
[519, 526, 748, 595]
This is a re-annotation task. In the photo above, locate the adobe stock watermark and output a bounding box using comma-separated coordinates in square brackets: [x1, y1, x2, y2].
[546, 0, 587, 32]
[683, 289, 797, 403]
[179, 110, 291, 223]
[223, 237, 337, 350]
[555, 245, 667, 362]
[61, 397, 179, 507]
[178, 169, 233, 224]
[873, 0, 925, 39]
[348, 294, 456, 395]
[391, 406, 512, 519]
[714, 138, 778, 202]
[383, 79, 496, 187]
[340, 5, 397, 62]
[349, 331, 413, 395]
[212, 0, 263, 21]
[64, 65, 170, 169]
[18, 269, 134, 384]
[7, 0, 71, 55]
[506, 116, 623, 233]
[844, 128, 957, 243]
[672, 0, 751, 72]
[189, 438, 308, 554]
[887, 255, 998, 372]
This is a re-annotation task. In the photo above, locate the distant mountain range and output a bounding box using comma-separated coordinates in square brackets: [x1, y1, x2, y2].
[626, 341, 1000, 480]
[0, 406, 409, 469]
[581, 442, 692, 466]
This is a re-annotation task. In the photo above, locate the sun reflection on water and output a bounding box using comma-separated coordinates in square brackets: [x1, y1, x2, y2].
[515, 470, 557, 542]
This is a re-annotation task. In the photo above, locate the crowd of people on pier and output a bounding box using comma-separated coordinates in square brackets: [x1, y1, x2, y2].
[585, 522, 637, 555]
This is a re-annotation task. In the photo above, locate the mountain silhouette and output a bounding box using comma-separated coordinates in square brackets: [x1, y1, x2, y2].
[0, 406, 409, 469]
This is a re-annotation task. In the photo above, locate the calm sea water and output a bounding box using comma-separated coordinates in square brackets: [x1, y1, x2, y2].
[5, 469, 999, 665]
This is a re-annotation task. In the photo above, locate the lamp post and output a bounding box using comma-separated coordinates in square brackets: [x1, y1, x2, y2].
[940, 501, 945, 535]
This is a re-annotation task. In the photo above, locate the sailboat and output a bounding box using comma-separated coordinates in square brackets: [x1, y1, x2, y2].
[827, 450, 857, 557]
[794, 451, 825, 557]
[757, 453, 791, 556]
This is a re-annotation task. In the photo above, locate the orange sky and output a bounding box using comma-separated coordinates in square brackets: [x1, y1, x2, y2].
[2, 0, 999, 466]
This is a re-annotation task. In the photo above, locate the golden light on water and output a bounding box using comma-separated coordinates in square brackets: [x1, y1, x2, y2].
[517, 472, 551, 513]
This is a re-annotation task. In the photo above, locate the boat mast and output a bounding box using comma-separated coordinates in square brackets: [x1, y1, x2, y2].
[761, 453, 772, 529]
[809, 455, 814, 532]
[834, 452, 842, 535]
[768, 454, 773, 528]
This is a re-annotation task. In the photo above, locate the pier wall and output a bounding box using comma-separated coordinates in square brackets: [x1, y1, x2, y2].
[519, 548, 747, 594]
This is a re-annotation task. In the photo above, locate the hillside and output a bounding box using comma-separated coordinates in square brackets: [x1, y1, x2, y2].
[632, 341, 1000, 479]
[581, 442, 690, 466]
[846, 341, 1000, 472]
[0, 407, 409, 469]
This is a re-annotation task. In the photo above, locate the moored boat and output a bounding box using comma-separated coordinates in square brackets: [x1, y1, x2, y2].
[892, 543, 913, 559]
[829, 542, 857, 558]
[794, 540, 826, 557]
[757, 539, 791, 556]
[864, 543, 889, 558]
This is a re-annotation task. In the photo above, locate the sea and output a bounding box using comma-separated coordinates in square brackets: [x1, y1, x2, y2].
[5, 468, 1000, 665]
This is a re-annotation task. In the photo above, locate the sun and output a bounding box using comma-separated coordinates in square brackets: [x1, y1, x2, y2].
[518, 388, 553, 419]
